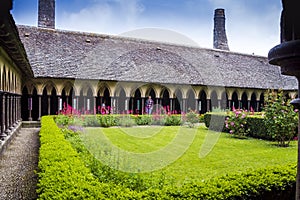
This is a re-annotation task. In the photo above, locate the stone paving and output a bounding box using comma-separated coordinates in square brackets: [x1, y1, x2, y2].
[0, 128, 40, 200]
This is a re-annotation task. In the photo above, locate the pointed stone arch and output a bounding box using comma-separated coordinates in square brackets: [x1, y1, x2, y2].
[186, 89, 196, 111]
[241, 92, 248, 110]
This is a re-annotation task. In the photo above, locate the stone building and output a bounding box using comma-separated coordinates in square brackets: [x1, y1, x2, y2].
[0, 0, 298, 128]
[0, 0, 33, 140]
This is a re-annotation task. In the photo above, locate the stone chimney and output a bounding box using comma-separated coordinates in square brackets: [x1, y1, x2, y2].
[38, 0, 55, 29]
[213, 8, 229, 51]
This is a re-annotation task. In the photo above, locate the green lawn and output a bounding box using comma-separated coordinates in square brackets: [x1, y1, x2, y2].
[78, 125, 297, 185]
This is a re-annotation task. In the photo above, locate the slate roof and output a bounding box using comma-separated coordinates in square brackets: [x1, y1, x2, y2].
[17, 25, 298, 90]
[0, 8, 33, 77]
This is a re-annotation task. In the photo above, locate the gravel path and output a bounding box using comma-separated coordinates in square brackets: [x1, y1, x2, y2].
[0, 128, 40, 200]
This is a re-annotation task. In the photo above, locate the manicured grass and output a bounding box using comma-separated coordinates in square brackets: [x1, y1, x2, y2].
[79, 125, 297, 185]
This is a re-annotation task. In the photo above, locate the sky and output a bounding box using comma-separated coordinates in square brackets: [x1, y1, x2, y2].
[11, 0, 282, 57]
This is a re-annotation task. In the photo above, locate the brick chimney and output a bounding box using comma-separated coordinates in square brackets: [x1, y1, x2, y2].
[213, 8, 229, 51]
[38, 0, 55, 29]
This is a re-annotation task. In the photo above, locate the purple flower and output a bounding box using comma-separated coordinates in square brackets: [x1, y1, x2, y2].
[230, 122, 235, 126]
[229, 130, 234, 134]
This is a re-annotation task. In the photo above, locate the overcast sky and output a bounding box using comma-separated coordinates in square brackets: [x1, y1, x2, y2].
[11, 0, 282, 57]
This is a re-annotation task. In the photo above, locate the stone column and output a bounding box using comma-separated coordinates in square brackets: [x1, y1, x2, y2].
[156, 98, 160, 113]
[13, 95, 16, 125]
[57, 96, 61, 113]
[247, 100, 251, 111]
[2, 93, 6, 133]
[47, 95, 51, 115]
[17, 95, 21, 121]
[38, 95, 42, 120]
[83, 96, 86, 113]
[8, 95, 12, 128]
[228, 99, 231, 110]
[0, 91, 5, 139]
[94, 96, 97, 114]
[207, 99, 211, 112]
[5, 94, 10, 133]
[182, 98, 186, 113]
[218, 99, 221, 109]
[141, 98, 145, 115]
[28, 96, 32, 121]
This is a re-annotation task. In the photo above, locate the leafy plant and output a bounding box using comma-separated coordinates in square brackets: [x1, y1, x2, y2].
[97, 115, 117, 127]
[186, 110, 199, 128]
[164, 115, 182, 126]
[264, 89, 298, 147]
[225, 109, 249, 138]
[117, 115, 136, 127]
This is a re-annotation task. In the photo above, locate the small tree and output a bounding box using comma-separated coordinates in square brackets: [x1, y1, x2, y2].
[264, 89, 298, 147]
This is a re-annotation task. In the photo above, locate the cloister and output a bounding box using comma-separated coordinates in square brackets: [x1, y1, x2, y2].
[20, 78, 297, 121]
[0, 0, 299, 139]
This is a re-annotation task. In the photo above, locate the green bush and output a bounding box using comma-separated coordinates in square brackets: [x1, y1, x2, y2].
[164, 115, 182, 126]
[246, 115, 270, 140]
[41, 116, 297, 199]
[117, 115, 136, 127]
[204, 112, 227, 132]
[97, 115, 117, 127]
[225, 109, 249, 138]
[186, 110, 199, 128]
[204, 112, 278, 141]
[38, 116, 138, 199]
[54, 114, 73, 126]
[163, 164, 296, 199]
[133, 115, 153, 125]
[264, 90, 298, 147]
[38, 116, 104, 199]
[82, 115, 100, 127]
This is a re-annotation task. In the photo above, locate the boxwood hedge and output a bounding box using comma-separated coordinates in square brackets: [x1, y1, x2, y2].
[204, 112, 274, 140]
[39, 116, 296, 199]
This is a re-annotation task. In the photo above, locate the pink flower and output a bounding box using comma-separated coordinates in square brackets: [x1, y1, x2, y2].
[229, 130, 234, 134]
[230, 122, 235, 126]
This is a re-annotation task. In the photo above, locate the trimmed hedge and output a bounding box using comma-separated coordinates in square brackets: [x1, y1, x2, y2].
[39, 116, 296, 199]
[37, 116, 137, 199]
[204, 113, 273, 140]
[160, 164, 296, 199]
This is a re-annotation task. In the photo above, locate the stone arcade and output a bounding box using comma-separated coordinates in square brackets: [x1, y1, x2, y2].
[0, 0, 298, 139]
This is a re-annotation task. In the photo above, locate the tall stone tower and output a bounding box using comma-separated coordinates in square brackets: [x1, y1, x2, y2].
[38, 0, 55, 29]
[213, 8, 229, 51]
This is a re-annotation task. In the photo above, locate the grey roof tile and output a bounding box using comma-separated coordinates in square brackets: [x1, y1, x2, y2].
[17, 25, 298, 89]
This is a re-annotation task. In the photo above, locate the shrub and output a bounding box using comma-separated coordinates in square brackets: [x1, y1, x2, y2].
[38, 116, 139, 199]
[164, 115, 182, 126]
[246, 115, 270, 140]
[204, 112, 227, 132]
[38, 116, 105, 199]
[82, 115, 100, 127]
[117, 115, 136, 127]
[185, 110, 199, 128]
[264, 90, 298, 147]
[133, 115, 153, 125]
[97, 115, 117, 127]
[225, 109, 249, 138]
[164, 164, 296, 199]
[54, 114, 73, 127]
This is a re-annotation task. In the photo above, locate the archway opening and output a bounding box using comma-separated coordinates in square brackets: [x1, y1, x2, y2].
[199, 90, 207, 114]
